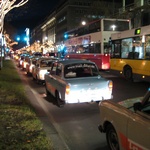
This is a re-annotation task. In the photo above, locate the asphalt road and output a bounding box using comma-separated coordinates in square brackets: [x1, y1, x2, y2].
[15, 61, 150, 150]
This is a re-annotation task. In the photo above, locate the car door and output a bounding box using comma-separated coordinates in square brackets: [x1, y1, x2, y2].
[31, 58, 37, 74]
[54, 63, 66, 100]
[46, 62, 58, 96]
[48, 63, 65, 98]
[32, 60, 39, 78]
[127, 107, 150, 150]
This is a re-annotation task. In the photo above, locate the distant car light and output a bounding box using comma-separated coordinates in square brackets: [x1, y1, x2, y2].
[39, 70, 47, 79]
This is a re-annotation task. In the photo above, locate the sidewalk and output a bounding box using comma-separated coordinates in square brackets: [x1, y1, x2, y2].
[14, 59, 69, 150]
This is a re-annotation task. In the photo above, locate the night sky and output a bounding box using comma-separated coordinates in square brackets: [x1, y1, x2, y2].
[4, 0, 133, 42]
[5, 0, 60, 30]
[4, 0, 61, 49]
[5, 0, 133, 31]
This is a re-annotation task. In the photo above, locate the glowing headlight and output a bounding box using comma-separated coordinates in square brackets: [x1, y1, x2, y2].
[20, 60, 23, 65]
[39, 70, 47, 79]
[24, 62, 27, 68]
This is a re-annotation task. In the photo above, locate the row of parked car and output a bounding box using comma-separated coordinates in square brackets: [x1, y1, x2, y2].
[14, 52, 150, 150]
[15, 52, 113, 107]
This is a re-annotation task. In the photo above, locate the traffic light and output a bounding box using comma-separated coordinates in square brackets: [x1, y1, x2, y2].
[64, 33, 68, 39]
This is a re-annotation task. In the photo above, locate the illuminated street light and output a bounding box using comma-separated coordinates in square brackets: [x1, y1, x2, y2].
[81, 21, 86, 26]
[111, 25, 116, 31]
[16, 36, 20, 41]
[45, 36, 48, 41]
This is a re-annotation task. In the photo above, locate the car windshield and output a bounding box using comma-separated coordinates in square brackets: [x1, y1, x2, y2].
[40, 60, 49, 67]
[64, 63, 99, 78]
[40, 60, 54, 67]
[47, 61, 53, 67]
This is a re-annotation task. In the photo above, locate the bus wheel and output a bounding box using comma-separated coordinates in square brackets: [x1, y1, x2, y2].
[124, 66, 133, 81]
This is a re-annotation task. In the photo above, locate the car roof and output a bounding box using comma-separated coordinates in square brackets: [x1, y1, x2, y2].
[56, 59, 96, 65]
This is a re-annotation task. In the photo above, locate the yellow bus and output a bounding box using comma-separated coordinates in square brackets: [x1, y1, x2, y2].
[110, 25, 150, 82]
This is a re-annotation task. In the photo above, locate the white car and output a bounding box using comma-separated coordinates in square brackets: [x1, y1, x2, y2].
[98, 88, 150, 150]
[45, 59, 113, 107]
[26, 56, 40, 76]
[32, 57, 59, 84]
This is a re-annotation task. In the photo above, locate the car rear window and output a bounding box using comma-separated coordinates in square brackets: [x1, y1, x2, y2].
[64, 63, 99, 78]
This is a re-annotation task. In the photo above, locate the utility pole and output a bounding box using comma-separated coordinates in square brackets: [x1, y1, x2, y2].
[0, 0, 28, 69]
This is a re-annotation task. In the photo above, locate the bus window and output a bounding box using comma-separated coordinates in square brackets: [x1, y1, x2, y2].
[145, 35, 150, 59]
[104, 45, 111, 54]
[104, 20, 130, 31]
[132, 36, 144, 59]
[89, 21, 101, 33]
[121, 38, 132, 58]
[89, 43, 101, 53]
[112, 40, 121, 58]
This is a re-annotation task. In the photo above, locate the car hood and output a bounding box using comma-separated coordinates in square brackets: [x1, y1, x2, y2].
[118, 97, 142, 109]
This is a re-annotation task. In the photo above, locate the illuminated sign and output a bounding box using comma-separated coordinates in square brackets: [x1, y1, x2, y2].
[135, 28, 141, 35]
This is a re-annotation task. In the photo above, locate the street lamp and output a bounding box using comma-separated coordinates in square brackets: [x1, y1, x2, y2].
[45, 36, 48, 41]
[81, 21, 86, 26]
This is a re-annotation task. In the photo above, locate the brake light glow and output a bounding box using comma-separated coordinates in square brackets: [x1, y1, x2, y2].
[108, 81, 113, 91]
[66, 85, 70, 95]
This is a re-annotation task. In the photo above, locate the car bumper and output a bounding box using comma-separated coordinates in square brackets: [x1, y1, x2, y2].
[65, 92, 113, 103]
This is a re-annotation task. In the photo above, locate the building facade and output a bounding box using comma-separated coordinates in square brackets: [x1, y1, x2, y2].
[30, 0, 150, 54]
[30, 0, 121, 53]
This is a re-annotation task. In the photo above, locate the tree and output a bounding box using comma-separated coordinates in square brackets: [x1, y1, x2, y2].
[0, 0, 28, 33]
[0, 0, 28, 68]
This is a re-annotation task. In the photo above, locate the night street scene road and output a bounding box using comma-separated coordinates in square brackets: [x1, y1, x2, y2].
[0, 0, 150, 150]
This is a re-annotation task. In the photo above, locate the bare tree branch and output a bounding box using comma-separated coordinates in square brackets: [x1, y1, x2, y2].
[0, 0, 28, 33]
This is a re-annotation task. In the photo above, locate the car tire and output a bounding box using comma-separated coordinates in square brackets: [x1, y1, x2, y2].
[106, 124, 119, 150]
[36, 76, 40, 84]
[55, 91, 64, 108]
[27, 71, 30, 76]
[32, 75, 35, 81]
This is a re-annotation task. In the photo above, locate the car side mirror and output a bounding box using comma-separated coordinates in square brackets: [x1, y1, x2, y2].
[133, 102, 142, 112]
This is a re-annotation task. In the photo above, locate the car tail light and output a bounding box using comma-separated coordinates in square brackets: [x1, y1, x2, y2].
[108, 81, 113, 91]
[66, 85, 70, 95]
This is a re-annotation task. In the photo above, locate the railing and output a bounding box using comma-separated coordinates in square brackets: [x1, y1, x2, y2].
[119, 1, 150, 15]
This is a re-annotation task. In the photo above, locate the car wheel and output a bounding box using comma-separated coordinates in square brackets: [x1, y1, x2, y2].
[55, 91, 64, 108]
[124, 66, 133, 81]
[27, 71, 30, 76]
[106, 124, 119, 150]
[32, 75, 35, 81]
[36, 76, 40, 84]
